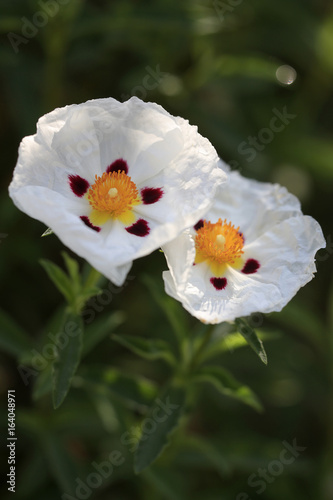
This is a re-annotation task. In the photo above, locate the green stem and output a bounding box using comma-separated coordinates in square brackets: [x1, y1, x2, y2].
[188, 324, 215, 373]
[82, 266, 103, 291]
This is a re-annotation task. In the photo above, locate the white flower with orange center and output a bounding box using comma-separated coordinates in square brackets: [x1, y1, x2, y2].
[162, 168, 325, 324]
[9, 97, 226, 285]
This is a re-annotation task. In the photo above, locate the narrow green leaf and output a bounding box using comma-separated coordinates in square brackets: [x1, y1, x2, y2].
[81, 264, 105, 292]
[192, 365, 262, 412]
[19, 305, 68, 367]
[0, 308, 33, 357]
[141, 274, 187, 341]
[235, 318, 268, 365]
[82, 311, 124, 357]
[79, 285, 102, 302]
[61, 251, 81, 293]
[40, 259, 74, 306]
[77, 366, 158, 410]
[111, 334, 176, 366]
[32, 365, 53, 401]
[75, 285, 103, 314]
[201, 330, 280, 363]
[134, 383, 187, 473]
[52, 313, 83, 409]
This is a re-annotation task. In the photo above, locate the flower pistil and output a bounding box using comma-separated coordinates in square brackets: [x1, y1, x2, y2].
[195, 218, 244, 276]
[87, 170, 141, 226]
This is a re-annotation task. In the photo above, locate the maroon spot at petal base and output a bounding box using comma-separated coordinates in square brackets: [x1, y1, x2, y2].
[141, 187, 163, 205]
[126, 218, 150, 237]
[80, 216, 101, 232]
[210, 277, 227, 290]
[69, 175, 90, 197]
[106, 158, 128, 175]
[241, 258, 260, 274]
[194, 219, 204, 231]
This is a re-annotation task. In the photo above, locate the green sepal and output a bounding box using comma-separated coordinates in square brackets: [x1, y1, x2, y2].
[235, 318, 268, 365]
[41, 227, 53, 237]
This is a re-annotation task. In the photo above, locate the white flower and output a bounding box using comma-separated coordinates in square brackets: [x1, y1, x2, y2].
[162, 168, 326, 324]
[9, 97, 225, 285]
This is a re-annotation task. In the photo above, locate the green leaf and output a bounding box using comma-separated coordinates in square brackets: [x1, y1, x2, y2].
[78, 285, 102, 303]
[82, 311, 125, 357]
[40, 259, 74, 306]
[61, 251, 81, 294]
[0, 308, 33, 357]
[235, 318, 267, 365]
[111, 334, 176, 366]
[77, 366, 158, 410]
[201, 329, 280, 363]
[192, 365, 262, 412]
[52, 313, 83, 409]
[202, 331, 248, 360]
[141, 274, 188, 341]
[134, 383, 187, 473]
[32, 365, 53, 401]
[81, 265, 105, 292]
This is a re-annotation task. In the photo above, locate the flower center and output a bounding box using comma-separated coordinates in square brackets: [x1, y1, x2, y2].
[87, 171, 141, 225]
[195, 218, 244, 276]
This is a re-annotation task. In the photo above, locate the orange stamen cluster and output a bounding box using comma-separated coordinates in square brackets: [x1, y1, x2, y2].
[195, 219, 244, 276]
[87, 171, 141, 223]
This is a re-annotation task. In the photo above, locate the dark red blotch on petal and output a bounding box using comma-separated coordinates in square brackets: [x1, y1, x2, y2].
[126, 218, 150, 237]
[69, 175, 90, 197]
[241, 258, 260, 274]
[210, 277, 227, 290]
[141, 187, 163, 205]
[80, 216, 101, 232]
[194, 219, 204, 231]
[106, 158, 128, 175]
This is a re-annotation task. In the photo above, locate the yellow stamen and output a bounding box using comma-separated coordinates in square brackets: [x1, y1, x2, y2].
[87, 171, 141, 225]
[195, 218, 244, 276]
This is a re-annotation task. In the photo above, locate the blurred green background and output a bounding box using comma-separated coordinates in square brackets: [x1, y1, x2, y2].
[1, 0, 333, 499]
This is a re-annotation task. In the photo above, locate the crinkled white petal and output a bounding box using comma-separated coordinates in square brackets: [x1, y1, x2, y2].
[14, 185, 133, 285]
[9, 97, 225, 286]
[208, 168, 302, 244]
[163, 171, 326, 324]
